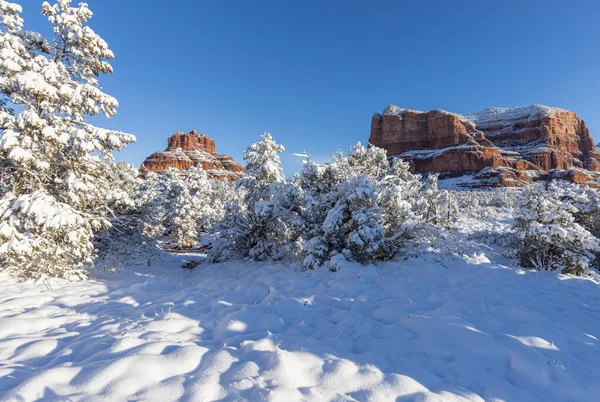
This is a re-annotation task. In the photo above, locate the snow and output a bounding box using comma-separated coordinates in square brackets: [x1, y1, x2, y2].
[381, 105, 427, 116]
[400, 143, 473, 159]
[462, 105, 568, 126]
[381, 104, 568, 129]
[2, 245, 600, 401]
[7, 146, 31, 161]
[436, 175, 480, 190]
[11, 191, 84, 229]
[15, 71, 58, 99]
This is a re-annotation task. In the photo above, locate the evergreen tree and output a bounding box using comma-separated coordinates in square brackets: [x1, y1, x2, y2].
[209, 133, 288, 261]
[0, 1, 135, 279]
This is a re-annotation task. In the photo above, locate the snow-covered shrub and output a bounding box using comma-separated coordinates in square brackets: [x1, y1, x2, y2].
[550, 181, 600, 238]
[545, 181, 600, 271]
[208, 140, 461, 269]
[136, 169, 182, 240]
[0, 1, 135, 279]
[453, 188, 520, 220]
[185, 168, 236, 233]
[209, 133, 291, 261]
[169, 187, 200, 249]
[270, 178, 305, 254]
[137, 168, 236, 249]
[443, 188, 518, 250]
[92, 162, 160, 270]
[298, 143, 433, 270]
[573, 189, 600, 238]
[510, 183, 600, 275]
[420, 174, 458, 228]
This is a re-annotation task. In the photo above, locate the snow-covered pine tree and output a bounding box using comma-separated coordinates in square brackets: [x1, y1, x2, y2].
[0, 1, 135, 279]
[511, 183, 600, 275]
[209, 133, 288, 261]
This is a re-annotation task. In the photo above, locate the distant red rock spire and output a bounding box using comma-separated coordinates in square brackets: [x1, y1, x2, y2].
[140, 130, 245, 181]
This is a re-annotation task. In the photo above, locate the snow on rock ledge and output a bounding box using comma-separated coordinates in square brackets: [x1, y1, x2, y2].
[370, 104, 600, 187]
[140, 130, 244, 181]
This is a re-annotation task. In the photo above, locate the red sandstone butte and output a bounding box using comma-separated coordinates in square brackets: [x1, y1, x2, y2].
[140, 130, 244, 181]
[369, 105, 600, 186]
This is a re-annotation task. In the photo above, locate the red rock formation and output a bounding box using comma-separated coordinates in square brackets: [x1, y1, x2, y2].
[472, 167, 531, 188]
[370, 108, 481, 156]
[167, 131, 216, 154]
[369, 105, 600, 186]
[140, 130, 244, 181]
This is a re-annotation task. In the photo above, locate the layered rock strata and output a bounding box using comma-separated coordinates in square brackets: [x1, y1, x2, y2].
[369, 105, 600, 186]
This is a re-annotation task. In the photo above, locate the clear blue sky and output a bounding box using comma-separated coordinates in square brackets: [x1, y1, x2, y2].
[21, 0, 600, 174]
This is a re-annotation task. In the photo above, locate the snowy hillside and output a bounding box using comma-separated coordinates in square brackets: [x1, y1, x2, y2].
[2, 249, 600, 401]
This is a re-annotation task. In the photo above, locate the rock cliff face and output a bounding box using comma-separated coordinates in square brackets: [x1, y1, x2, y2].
[369, 105, 600, 186]
[140, 130, 244, 181]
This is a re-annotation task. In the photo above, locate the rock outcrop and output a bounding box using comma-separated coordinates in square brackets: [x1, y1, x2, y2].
[140, 130, 244, 181]
[369, 105, 600, 186]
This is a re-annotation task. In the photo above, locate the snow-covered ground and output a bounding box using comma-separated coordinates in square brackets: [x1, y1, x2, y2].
[2, 246, 600, 401]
